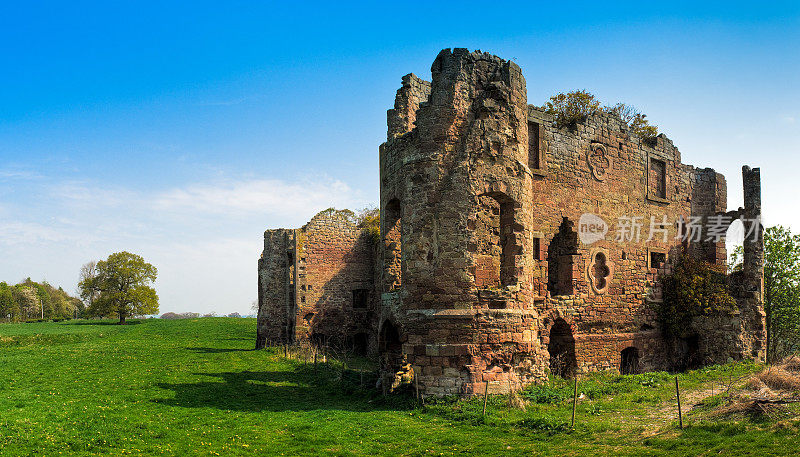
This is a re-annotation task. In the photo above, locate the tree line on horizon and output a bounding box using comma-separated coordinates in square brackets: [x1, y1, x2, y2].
[0, 278, 82, 322]
[159, 312, 249, 319]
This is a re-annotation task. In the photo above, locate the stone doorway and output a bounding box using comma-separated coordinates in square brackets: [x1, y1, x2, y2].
[379, 320, 402, 368]
[548, 318, 577, 378]
[621, 347, 639, 375]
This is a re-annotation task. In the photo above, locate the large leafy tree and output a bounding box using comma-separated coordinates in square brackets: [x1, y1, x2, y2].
[731, 225, 800, 362]
[79, 252, 159, 324]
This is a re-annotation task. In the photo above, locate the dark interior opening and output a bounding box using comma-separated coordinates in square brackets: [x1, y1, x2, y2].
[548, 318, 577, 378]
[547, 218, 578, 296]
[650, 251, 666, 269]
[351, 332, 368, 356]
[352, 289, 369, 309]
[311, 333, 327, 348]
[528, 121, 541, 169]
[378, 320, 402, 371]
[621, 347, 640, 375]
[384, 199, 402, 292]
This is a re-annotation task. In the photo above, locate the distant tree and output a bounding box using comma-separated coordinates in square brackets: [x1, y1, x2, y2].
[0, 282, 17, 322]
[79, 252, 159, 324]
[160, 312, 180, 319]
[226, 312, 242, 318]
[203, 312, 217, 318]
[730, 226, 800, 362]
[357, 206, 380, 244]
[78, 261, 99, 315]
[14, 286, 41, 320]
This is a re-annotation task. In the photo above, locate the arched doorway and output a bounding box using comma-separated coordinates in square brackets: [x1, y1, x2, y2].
[378, 320, 402, 368]
[620, 347, 639, 375]
[548, 319, 577, 378]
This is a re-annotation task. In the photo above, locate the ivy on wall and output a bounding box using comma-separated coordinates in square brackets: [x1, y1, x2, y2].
[657, 254, 737, 338]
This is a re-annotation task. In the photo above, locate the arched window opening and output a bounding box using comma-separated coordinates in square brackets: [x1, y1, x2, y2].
[548, 218, 579, 296]
[474, 193, 519, 288]
[383, 199, 402, 292]
[548, 318, 577, 378]
[621, 347, 640, 375]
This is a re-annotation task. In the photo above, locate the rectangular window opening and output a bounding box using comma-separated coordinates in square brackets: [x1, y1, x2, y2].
[528, 121, 541, 170]
[649, 158, 667, 199]
[649, 251, 666, 269]
[352, 289, 369, 309]
[533, 237, 542, 261]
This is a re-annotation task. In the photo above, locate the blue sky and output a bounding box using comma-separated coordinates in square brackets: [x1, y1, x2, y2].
[1, 2, 798, 315]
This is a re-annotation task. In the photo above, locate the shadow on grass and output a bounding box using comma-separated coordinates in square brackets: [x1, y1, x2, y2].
[153, 366, 411, 413]
[187, 347, 253, 354]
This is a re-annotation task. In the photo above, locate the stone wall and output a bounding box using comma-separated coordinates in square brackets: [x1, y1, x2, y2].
[256, 229, 294, 348]
[293, 209, 377, 354]
[256, 209, 378, 354]
[257, 48, 766, 397]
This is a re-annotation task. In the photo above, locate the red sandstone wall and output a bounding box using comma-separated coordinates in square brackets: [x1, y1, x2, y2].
[293, 210, 377, 353]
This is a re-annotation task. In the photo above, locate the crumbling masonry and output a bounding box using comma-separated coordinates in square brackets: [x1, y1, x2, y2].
[257, 49, 766, 396]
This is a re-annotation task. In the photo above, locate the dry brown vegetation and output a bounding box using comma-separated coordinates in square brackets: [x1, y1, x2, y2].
[709, 355, 800, 421]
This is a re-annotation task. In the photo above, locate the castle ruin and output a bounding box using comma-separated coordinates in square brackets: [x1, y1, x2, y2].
[256, 49, 765, 396]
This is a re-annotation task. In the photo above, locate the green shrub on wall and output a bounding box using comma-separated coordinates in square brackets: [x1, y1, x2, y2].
[543, 92, 659, 141]
[544, 90, 602, 128]
[606, 103, 658, 141]
[658, 254, 737, 338]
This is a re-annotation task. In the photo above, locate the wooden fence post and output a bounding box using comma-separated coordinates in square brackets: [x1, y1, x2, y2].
[483, 381, 489, 416]
[675, 376, 683, 429]
[571, 376, 579, 428]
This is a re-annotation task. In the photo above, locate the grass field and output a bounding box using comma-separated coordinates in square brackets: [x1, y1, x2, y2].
[1, 318, 798, 456]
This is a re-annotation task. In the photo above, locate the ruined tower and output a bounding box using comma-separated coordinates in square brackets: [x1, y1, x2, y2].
[257, 48, 766, 397]
[379, 49, 539, 395]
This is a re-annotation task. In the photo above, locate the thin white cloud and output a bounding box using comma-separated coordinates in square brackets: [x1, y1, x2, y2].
[154, 178, 360, 218]
[51, 181, 136, 208]
[0, 169, 43, 180]
[0, 221, 67, 245]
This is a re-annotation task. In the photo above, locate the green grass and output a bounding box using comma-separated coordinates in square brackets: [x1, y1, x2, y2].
[0, 318, 798, 456]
